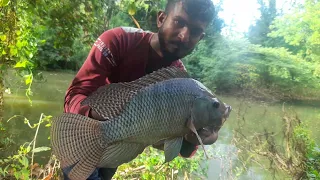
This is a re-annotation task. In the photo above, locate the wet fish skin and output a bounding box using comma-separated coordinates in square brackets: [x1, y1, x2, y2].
[99, 78, 223, 145]
[51, 67, 231, 180]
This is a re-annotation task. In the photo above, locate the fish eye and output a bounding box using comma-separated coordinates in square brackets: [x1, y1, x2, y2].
[212, 98, 220, 108]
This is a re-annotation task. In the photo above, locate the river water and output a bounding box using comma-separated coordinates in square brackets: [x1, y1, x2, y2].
[2, 71, 319, 179]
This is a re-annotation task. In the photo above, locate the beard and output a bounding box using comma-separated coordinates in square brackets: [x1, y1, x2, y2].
[158, 27, 181, 63]
[158, 27, 195, 63]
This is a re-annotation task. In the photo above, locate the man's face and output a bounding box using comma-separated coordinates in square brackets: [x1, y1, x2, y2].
[157, 2, 208, 61]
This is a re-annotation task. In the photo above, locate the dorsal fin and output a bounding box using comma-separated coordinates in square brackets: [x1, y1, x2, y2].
[81, 66, 189, 120]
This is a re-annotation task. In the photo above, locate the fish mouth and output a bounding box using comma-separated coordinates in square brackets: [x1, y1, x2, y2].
[223, 104, 232, 118]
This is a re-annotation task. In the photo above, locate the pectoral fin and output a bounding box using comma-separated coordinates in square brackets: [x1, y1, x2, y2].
[164, 137, 184, 163]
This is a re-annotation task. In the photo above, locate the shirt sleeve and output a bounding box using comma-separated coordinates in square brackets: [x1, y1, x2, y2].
[64, 28, 124, 116]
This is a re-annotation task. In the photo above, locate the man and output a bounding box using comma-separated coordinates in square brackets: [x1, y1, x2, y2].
[63, 0, 218, 179]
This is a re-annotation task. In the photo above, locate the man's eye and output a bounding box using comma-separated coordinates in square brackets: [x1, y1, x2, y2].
[174, 20, 184, 27]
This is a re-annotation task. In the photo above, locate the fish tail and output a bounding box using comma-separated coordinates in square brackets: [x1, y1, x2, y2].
[51, 113, 104, 180]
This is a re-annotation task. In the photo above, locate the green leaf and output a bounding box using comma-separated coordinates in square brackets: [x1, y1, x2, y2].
[0, 167, 7, 176]
[13, 171, 20, 180]
[0, 35, 6, 41]
[1, 50, 6, 55]
[14, 61, 27, 68]
[9, 47, 18, 56]
[24, 74, 32, 85]
[25, 146, 31, 154]
[128, 3, 137, 16]
[79, 3, 86, 14]
[314, 146, 320, 153]
[0, 0, 10, 7]
[15, 30, 21, 36]
[39, 39, 46, 44]
[16, 41, 23, 49]
[19, 156, 29, 168]
[32, 146, 51, 153]
[28, 52, 33, 59]
[21, 169, 29, 179]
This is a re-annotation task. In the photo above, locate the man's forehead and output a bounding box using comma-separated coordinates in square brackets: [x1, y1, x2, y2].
[169, 1, 207, 30]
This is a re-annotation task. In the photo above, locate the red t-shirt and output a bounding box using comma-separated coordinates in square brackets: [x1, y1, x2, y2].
[63, 26, 197, 158]
[64, 27, 186, 115]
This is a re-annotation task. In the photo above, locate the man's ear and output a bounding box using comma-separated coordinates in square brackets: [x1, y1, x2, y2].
[157, 11, 167, 28]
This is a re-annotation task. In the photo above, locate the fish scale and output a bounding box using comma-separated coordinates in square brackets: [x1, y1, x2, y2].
[101, 78, 203, 145]
[51, 67, 231, 180]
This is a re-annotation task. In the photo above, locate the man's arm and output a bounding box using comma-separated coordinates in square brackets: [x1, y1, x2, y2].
[64, 28, 123, 117]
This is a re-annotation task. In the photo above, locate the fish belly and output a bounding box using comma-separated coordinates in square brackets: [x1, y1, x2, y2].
[98, 142, 146, 168]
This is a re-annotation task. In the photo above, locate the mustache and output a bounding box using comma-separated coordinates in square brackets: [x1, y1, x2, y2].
[170, 41, 188, 49]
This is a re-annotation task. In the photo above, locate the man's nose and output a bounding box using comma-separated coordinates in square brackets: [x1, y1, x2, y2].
[178, 27, 190, 43]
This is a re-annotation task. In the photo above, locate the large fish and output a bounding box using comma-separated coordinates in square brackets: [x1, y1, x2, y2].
[51, 67, 231, 180]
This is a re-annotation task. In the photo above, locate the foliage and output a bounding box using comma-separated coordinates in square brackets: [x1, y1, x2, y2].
[294, 122, 320, 179]
[0, 0, 43, 104]
[184, 35, 320, 100]
[113, 0, 167, 31]
[268, 0, 320, 62]
[0, 113, 60, 180]
[113, 147, 209, 180]
[0, 0, 42, 158]
[231, 101, 320, 179]
[248, 46, 319, 90]
[25, 0, 168, 71]
[247, 0, 278, 47]
[29, 0, 112, 70]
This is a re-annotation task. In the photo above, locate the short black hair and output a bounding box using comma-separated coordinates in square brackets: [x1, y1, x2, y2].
[165, 0, 215, 23]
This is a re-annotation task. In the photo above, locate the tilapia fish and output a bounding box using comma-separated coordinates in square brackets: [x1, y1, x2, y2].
[51, 67, 231, 180]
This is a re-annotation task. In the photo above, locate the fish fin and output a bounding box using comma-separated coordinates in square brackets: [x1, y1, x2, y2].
[81, 66, 189, 120]
[99, 142, 146, 168]
[80, 83, 137, 120]
[51, 113, 104, 179]
[67, 156, 97, 180]
[187, 118, 209, 159]
[164, 137, 184, 163]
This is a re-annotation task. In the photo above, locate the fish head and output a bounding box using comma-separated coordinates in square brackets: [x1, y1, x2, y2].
[186, 95, 231, 151]
[186, 95, 231, 146]
[191, 96, 228, 130]
[190, 80, 232, 130]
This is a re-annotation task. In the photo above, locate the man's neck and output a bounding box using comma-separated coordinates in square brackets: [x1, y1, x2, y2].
[150, 33, 163, 58]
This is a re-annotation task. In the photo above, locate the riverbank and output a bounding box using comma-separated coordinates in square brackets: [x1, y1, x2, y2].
[217, 86, 320, 104]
